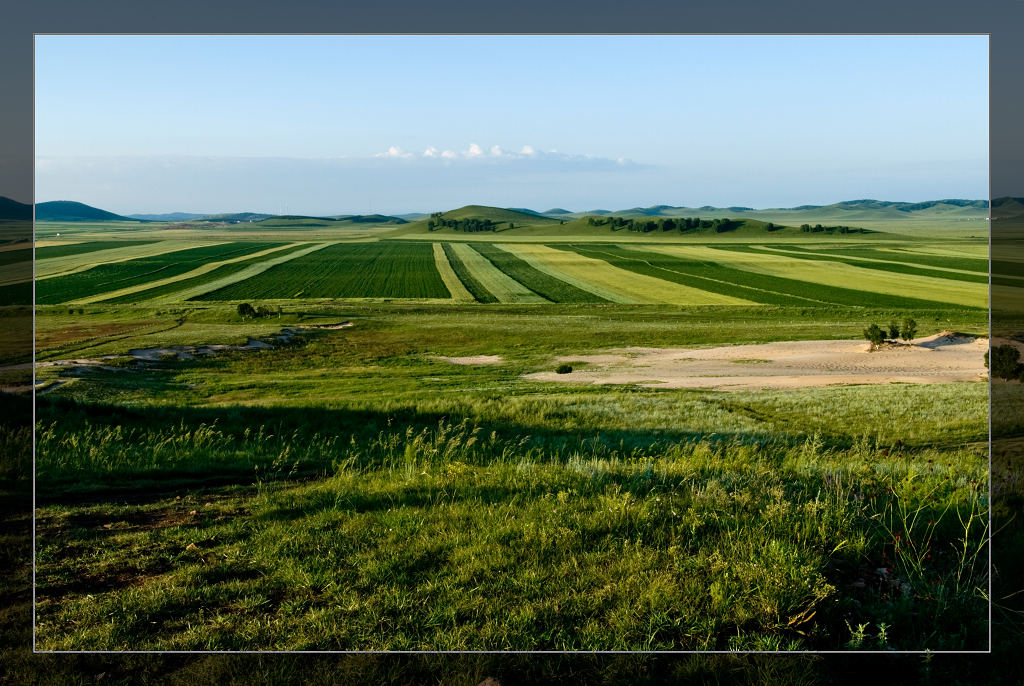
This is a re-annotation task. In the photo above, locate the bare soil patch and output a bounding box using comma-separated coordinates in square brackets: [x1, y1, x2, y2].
[525, 332, 988, 391]
[435, 354, 505, 366]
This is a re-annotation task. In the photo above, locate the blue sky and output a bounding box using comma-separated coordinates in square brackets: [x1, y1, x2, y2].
[35, 35, 988, 215]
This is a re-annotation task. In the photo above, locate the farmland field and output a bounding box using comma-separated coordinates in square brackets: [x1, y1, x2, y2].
[20, 215, 1006, 652]
[33, 242, 283, 305]
[196, 242, 450, 301]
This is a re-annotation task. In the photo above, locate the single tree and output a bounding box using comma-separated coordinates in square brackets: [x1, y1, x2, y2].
[899, 317, 917, 341]
[887, 320, 900, 339]
[986, 344, 1022, 380]
[237, 303, 256, 318]
[863, 324, 885, 349]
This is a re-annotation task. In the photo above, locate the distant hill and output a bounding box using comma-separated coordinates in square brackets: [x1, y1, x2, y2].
[0, 197, 32, 221]
[439, 205, 562, 224]
[505, 207, 546, 217]
[127, 212, 207, 221]
[198, 212, 274, 223]
[991, 197, 1024, 218]
[35, 201, 143, 222]
[332, 214, 408, 225]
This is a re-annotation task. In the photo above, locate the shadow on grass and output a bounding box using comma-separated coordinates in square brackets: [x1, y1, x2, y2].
[35, 396, 794, 503]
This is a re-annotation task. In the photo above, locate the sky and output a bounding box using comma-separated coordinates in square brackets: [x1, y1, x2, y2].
[35, 35, 988, 215]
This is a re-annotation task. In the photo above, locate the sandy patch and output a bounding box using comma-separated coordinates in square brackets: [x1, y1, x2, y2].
[435, 355, 504, 366]
[525, 332, 988, 391]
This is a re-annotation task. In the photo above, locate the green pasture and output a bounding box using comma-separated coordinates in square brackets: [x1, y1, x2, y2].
[28, 302, 989, 650]
[22, 211, 998, 651]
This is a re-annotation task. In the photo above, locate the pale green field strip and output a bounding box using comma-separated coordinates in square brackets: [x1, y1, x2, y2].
[888, 244, 989, 260]
[611, 244, 829, 306]
[779, 247, 991, 278]
[508, 244, 752, 305]
[68, 243, 313, 305]
[496, 244, 635, 304]
[431, 243, 475, 302]
[157, 242, 337, 303]
[752, 245, 990, 280]
[26, 241, 226, 284]
[667, 245, 986, 309]
[447, 243, 548, 303]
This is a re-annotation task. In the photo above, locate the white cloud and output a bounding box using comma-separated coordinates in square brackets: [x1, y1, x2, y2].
[375, 145, 413, 159]
[440, 149, 458, 159]
[520, 145, 536, 156]
[465, 143, 485, 158]
[423, 146, 439, 157]
[490, 145, 504, 157]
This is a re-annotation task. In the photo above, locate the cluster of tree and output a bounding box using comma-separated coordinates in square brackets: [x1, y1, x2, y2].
[985, 344, 1024, 381]
[237, 302, 279, 318]
[863, 317, 917, 349]
[426, 213, 498, 232]
[800, 223, 867, 234]
[588, 216, 735, 233]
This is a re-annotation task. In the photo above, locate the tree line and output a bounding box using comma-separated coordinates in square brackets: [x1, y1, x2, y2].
[800, 224, 867, 234]
[587, 216, 738, 233]
[426, 213, 499, 233]
[863, 317, 917, 349]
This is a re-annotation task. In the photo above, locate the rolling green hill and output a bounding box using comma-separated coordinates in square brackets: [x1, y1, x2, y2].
[440, 205, 563, 224]
[35, 201, 145, 223]
[0, 196, 32, 221]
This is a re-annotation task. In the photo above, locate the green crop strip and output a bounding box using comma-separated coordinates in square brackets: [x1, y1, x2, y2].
[196, 242, 449, 300]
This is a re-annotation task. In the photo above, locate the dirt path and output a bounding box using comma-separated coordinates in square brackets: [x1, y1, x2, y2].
[525, 332, 989, 391]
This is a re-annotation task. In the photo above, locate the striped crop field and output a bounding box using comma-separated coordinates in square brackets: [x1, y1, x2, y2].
[735, 245, 990, 284]
[470, 243, 608, 303]
[441, 243, 497, 303]
[36, 240, 158, 262]
[30, 240, 226, 282]
[195, 242, 450, 300]
[0, 241, 157, 269]
[432, 243, 475, 303]
[446, 243, 547, 304]
[771, 246, 989, 274]
[501, 244, 753, 305]
[569, 244, 821, 306]
[34, 242, 283, 305]
[100, 243, 317, 304]
[646, 245, 986, 309]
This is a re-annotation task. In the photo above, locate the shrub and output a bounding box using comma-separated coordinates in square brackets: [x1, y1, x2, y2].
[986, 344, 1022, 380]
[887, 320, 900, 339]
[899, 317, 917, 341]
[863, 324, 885, 349]
[555, 364, 573, 374]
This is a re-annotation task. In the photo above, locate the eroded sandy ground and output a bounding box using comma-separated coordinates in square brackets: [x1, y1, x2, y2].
[525, 332, 989, 391]
[435, 355, 504, 365]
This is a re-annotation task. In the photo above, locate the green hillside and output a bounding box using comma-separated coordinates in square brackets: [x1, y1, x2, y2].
[35, 201, 143, 223]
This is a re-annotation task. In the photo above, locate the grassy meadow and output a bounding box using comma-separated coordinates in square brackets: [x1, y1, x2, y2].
[7, 208, 1001, 651]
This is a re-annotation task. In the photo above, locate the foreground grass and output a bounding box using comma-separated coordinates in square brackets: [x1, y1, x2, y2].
[35, 412, 988, 651]
[30, 303, 991, 651]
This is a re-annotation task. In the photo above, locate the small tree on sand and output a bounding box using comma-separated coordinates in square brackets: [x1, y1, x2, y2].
[986, 344, 1022, 380]
[899, 317, 917, 341]
[887, 320, 900, 339]
[863, 324, 885, 350]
